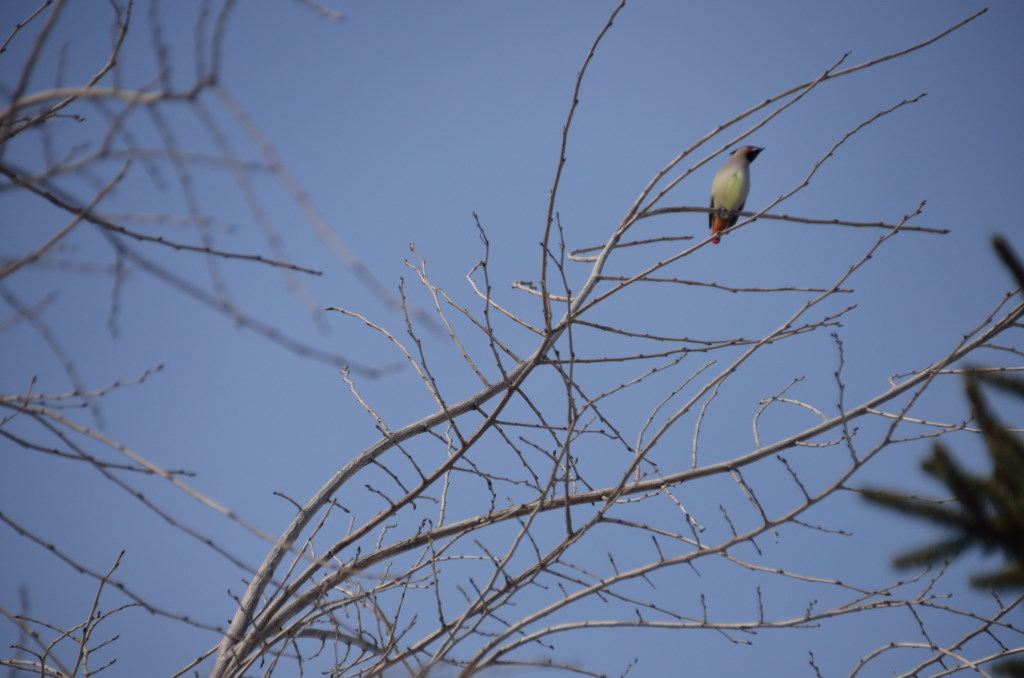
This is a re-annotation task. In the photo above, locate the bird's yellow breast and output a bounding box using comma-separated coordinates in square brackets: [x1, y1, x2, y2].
[711, 167, 750, 210]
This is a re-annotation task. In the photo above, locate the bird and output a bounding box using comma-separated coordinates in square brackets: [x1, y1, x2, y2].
[709, 146, 763, 244]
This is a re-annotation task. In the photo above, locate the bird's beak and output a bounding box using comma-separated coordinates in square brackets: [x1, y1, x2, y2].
[748, 147, 764, 161]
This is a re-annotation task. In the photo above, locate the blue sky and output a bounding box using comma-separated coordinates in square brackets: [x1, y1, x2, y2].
[3, 1, 1023, 676]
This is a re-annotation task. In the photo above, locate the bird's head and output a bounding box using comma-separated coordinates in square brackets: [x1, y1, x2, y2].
[739, 146, 764, 163]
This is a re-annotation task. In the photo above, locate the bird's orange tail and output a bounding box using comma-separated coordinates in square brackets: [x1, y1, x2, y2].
[711, 217, 726, 244]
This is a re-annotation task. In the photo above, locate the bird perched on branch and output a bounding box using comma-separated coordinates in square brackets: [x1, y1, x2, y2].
[709, 146, 763, 244]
